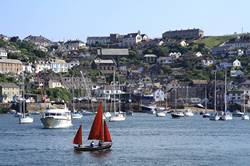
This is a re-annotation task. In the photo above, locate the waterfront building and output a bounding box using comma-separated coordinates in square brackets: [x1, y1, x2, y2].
[0, 83, 20, 103]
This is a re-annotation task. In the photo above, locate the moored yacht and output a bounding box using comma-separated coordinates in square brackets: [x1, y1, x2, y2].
[156, 111, 166, 117]
[140, 104, 157, 114]
[171, 111, 185, 118]
[109, 112, 126, 122]
[40, 105, 72, 128]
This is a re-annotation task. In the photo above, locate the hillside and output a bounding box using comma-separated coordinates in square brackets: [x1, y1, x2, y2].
[194, 35, 235, 49]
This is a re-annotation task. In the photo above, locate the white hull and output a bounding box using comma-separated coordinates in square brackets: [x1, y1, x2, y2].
[156, 112, 166, 117]
[41, 117, 72, 128]
[109, 113, 126, 122]
[72, 113, 83, 119]
[104, 112, 112, 118]
[220, 113, 233, 121]
[209, 114, 220, 121]
[171, 112, 185, 118]
[242, 114, 250, 120]
[184, 111, 194, 117]
[19, 116, 33, 124]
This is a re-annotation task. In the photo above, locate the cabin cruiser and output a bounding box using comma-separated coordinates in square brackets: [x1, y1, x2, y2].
[209, 112, 221, 121]
[242, 114, 250, 120]
[109, 112, 126, 122]
[72, 112, 83, 119]
[184, 109, 194, 117]
[171, 111, 185, 118]
[156, 111, 166, 117]
[140, 104, 157, 114]
[40, 105, 72, 128]
[232, 110, 244, 117]
[220, 112, 233, 121]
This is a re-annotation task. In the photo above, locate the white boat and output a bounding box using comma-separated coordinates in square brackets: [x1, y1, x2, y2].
[209, 112, 220, 121]
[209, 71, 219, 121]
[241, 92, 249, 120]
[171, 111, 185, 118]
[141, 104, 157, 114]
[109, 112, 126, 122]
[184, 110, 194, 117]
[220, 70, 232, 121]
[82, 110, 94, 116]
[40, 105, 72, 128]
[203, 112, 210, 118]
[19, 116, 34, 124]
[104, 112, 112, 118]
[19, 74, 33, 124]
[109, 70, 126, 122]
[72, 112, 83, 119]
[232, 110, 244, 117]
[156, 111, 166, 117]
[220, 112, 233, 121]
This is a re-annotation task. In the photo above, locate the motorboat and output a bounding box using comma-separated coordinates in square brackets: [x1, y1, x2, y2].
[184, 110, 194, 117]
[171, 111, 185, 118]
[81, 110, 94, 116]
[209, 112, 220, 121]
[72, 112, 83, 119]
[220, 112, 233, 121]
[242, 114, 250, 120]
[140, 104, 157, 114]
[202, 112, 210, 118]
[232, 110, 244, 117]
[156, 111, 166, 117]
[109, 112, 126, 122]
[40, 105, 72, 129]
[104, 112, 112, 118]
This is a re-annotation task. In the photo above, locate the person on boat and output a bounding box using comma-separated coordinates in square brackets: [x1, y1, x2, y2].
[98, 141, 103, 147]
[90, 141, 94, 147]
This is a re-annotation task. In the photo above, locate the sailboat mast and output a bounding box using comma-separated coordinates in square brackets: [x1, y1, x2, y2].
[174, 84, 177, 111]
[243, 91, 246, 113]
[71, 76, 75, 111]
[113, 70, 116, 114]
[22, 72, 25, 118]
[224, 70, 227, 112]
[214, 70, 217, 112]
[205, 85, 207, 112]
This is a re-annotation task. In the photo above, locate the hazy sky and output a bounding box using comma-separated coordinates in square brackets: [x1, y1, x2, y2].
[1, 0, 249, 41]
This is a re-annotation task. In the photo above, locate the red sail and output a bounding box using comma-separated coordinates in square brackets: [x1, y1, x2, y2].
[88, 102, 104, 141]
[103, 120, 112, 142]
[73, 125, 82, 145]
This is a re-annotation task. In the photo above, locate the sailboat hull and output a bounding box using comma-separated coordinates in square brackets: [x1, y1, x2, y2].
[74, 142, 112, 152]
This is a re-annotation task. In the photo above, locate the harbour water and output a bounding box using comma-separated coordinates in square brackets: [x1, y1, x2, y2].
[1, 113, 250, 166]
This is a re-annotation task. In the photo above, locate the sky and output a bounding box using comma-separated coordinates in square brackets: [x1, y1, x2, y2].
[1, 0, 250, 42]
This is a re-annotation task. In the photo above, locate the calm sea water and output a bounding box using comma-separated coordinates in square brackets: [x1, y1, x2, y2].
[1, 113, 250, 166]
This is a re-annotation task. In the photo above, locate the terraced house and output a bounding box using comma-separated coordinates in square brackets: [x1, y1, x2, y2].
[0, 59, 23, 74]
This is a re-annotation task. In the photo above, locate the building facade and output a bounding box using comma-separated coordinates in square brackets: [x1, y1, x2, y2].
[0, 83, 20, 103]
[0, 59, 23, 74]
[162, 28, 204, 39]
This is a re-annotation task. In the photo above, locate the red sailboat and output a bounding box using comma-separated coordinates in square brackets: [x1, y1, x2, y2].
[73, 102, 112, 151]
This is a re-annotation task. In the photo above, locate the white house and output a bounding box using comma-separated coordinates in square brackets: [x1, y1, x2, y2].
[180, 40, 188, 47]
[157, 57, 173, 64]
[120, 32, 142, 48]
[195, 52, 203, 57]
[22, 64, 33, 73]
[169, 52, 182, 59]
[0, 48, 7, 59]
[48, 79, 64, 88]
[64, 40, 86, 51]
[233, 59, 241, 68]
[202, 60, 214, 67]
